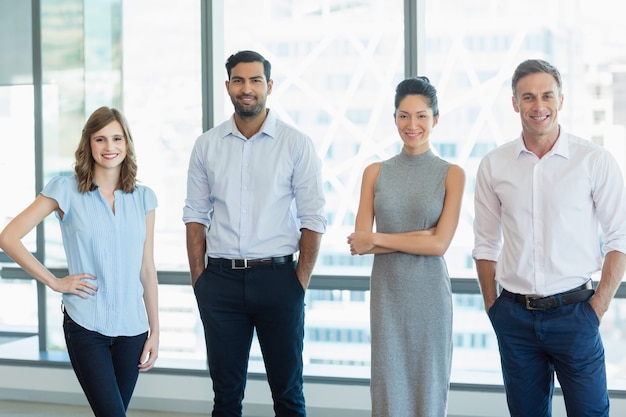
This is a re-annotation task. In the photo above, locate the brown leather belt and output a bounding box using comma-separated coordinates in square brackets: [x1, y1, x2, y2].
[501, 281, 594, 310]
[208, 254, 294, 269]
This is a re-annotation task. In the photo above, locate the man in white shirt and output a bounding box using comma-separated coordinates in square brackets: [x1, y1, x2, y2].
[473, 59, 626, 417]
[184, 50, 326, 417]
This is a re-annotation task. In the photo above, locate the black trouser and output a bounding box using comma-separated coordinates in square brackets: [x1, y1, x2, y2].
[194, 260, 306, 417]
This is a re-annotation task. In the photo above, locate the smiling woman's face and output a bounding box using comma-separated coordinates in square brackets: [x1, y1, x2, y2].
[395, 94, 439, 155]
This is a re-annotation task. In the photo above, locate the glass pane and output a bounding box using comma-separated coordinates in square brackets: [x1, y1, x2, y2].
[41, 0, 88, 270]
[452, 294, 501, 383]
[155, 287, 373, 375]
[0, 86, 36, 252]
[155, 286, 374, 375]
[158, 285, 206, 365]
[303, 289, 370, 378]
[0, 0, 33, 85]
[0, 0, 38, 346]
[0, 279, 38, 334]
[41, 0, 123, 269]
[451, 295, 626, 388]
[424, 0, 626, 274]
[37, 0, 203, 355]
[39, 0, 203, 350]
[0, 279, 38, 359]
[217, 0, 403, 379]
[122, 0, 203, 270]
[222, 0, 405, 277]
[250, 289, 371, 379]
[0, 0, 36, 252]
[41, 0, 124, 351]
[424, 0, 626, 388]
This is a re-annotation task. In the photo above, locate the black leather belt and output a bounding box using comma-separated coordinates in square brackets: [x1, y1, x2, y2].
[208, 254, 294, 269]
[501, 282, 594, 310]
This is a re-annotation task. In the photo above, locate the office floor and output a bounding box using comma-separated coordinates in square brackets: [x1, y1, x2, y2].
[0, 400, 200, 416]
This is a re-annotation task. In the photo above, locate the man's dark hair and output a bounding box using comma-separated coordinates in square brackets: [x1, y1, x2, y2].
[512, 59, 562, 96]
[225, 50, 271, 82]
[394, 76, 439, 117]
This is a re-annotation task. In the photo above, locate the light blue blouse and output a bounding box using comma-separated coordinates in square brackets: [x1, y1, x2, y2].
[42, 175, 157, 337]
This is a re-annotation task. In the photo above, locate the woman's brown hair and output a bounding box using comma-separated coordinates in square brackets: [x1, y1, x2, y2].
[74, 106, 138, 193]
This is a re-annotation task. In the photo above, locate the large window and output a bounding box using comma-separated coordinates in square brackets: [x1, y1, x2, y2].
[218, 0, 405, 376]
[39, 0, 125, 351]
[221, 0, 406, 278]
[0, 0, 38, 339]
[2, 0, 626, 392]
[119, 0, 205, 359]
[425, 0, 626, 387]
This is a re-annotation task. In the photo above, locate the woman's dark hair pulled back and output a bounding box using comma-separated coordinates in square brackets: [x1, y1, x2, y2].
[394, 76, 439, 117]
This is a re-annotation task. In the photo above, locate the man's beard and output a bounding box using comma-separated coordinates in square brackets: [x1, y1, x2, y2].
[233, 98, 264, 118]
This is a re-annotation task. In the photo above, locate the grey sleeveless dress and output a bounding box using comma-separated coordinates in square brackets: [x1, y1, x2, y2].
[370, 150, 453, 417]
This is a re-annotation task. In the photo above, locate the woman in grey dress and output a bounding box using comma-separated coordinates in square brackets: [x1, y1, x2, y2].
[348, 77, 465, 417]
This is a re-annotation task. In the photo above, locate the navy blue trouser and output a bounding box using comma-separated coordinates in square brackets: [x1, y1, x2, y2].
[63, 312, 147, 417]
[193, 260, 306, 417]
[488, 293, 608, 417]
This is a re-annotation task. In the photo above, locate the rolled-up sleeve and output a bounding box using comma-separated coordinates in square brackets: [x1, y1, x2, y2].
[593, 151, 626, 255]
[472, 155, 502, 262]
[183, 137, 212, 227]
[293, 137, 326, 234]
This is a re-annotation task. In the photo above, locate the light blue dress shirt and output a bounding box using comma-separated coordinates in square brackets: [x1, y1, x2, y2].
[183, 110, 326, 259]
[42, 175, 158, 336]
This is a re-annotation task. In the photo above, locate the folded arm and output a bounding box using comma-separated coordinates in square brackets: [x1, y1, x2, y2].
[348, 163, 465, 256]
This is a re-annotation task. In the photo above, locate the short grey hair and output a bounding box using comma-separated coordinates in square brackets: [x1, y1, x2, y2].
[511, 59, 562, 96]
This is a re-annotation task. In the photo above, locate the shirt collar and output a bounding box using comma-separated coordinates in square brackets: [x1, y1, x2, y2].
[514, 126, 569, 159]
[227, 108, 277, 141]
[551, 130, 569, 158]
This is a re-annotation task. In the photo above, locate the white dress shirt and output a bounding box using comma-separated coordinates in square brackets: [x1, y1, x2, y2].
[473, 130, 626, 296]
[183, 109, 326, 259]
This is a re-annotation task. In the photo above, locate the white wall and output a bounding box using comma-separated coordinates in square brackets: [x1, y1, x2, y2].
[1, 363, 625, 416]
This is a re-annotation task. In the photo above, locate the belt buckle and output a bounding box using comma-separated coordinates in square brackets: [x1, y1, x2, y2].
[524, 295, 542, 310]
[231, 259, 248, 269]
